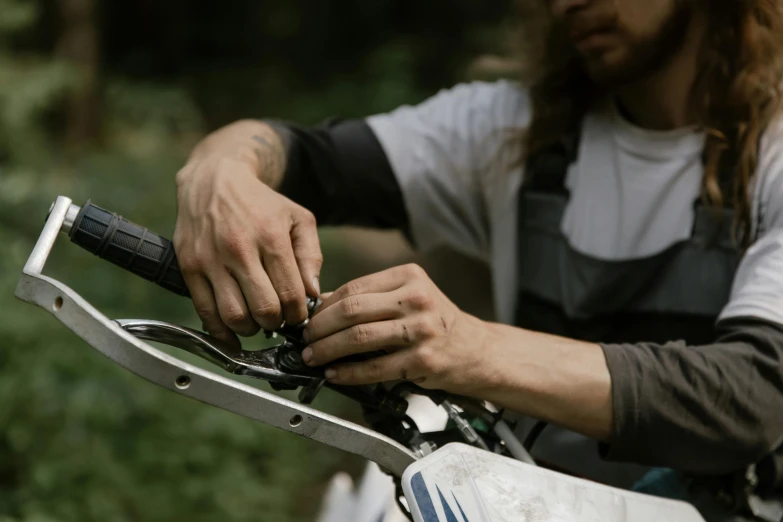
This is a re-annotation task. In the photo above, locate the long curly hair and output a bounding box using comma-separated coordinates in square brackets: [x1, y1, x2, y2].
[518, 0, 783, 245]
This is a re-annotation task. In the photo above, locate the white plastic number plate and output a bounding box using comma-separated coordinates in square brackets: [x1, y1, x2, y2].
[402, 443, 706, 522]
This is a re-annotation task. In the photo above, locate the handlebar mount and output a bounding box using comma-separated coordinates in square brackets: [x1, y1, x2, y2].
[18, 196, 529, 480]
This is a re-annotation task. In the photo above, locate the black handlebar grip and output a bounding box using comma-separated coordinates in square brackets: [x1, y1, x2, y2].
[69, 200, 190, 297]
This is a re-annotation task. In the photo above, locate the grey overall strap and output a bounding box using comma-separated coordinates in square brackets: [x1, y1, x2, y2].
[521, 129, 580, 195]
[514, 123, 742, 343]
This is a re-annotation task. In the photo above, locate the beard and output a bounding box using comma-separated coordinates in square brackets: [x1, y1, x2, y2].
[579, 2, 694, 88]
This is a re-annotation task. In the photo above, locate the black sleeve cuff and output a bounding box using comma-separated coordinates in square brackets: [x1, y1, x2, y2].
[276, 119, 411, 237]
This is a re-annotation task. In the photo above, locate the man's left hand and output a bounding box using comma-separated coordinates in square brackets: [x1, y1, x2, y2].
[301, 264, 490, 391]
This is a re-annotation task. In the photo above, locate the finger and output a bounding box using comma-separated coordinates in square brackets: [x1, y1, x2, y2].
[228, 259, 282, 330]
[291, 210, 323, 297]
[185, 274, 240, 346]
[316, 265, 412, 313]
[261, 237, 309, 325]
[209, 270, 260, 337]
[303, 319, 411, 366]
[325, 350, 418, 386]
[303, 290, 405, 344]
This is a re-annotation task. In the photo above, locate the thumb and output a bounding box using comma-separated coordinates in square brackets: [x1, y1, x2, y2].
[291, 210, 323, 297]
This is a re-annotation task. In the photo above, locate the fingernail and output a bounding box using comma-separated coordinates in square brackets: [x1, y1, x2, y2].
[325, 368, 337, 380]
[301, 347, 313, 364]
[302, 327, 311, 344]
[312, 276, 321, 296]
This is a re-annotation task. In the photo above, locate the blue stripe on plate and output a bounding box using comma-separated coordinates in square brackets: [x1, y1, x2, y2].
[452, 492, 469, 522]
[411, 472, 440, 522]
[437, 486, 460, 522]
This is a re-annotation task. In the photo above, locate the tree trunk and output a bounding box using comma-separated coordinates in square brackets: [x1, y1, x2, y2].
[57, 0, 100, 149]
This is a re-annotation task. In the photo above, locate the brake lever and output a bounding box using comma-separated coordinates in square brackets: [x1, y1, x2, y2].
[115, 319, 322, 389]
[114, 320, 408, 414]
[116, 319, 484, 464]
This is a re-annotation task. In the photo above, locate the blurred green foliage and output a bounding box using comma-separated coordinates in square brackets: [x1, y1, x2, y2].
[0, 1, 509, 520]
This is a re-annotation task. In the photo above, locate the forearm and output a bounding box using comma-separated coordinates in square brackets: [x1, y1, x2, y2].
[187, 118, 408, 231]
[188, 119, 289, 189]
[473, 322, 613, 441]
[472, 317, 783, 475]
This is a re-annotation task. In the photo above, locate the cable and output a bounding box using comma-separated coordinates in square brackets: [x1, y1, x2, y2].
[493, 420, 536, 466]
[442, 400, 490, 451]
[523, 421, 548, 452]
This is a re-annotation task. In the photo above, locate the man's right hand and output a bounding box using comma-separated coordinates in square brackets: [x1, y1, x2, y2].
[173, 120, 322, 344]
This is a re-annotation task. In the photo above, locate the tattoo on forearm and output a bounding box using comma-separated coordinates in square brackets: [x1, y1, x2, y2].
[251, 132, 286, 184]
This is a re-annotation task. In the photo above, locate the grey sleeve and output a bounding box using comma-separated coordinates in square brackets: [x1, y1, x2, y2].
[601, 318, 783, 475]
[366, 80, 530, 260]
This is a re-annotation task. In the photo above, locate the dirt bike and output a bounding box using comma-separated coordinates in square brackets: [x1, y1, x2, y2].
[15, 195, 706, 522]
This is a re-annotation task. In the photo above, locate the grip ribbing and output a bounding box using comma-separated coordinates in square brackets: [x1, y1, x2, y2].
[69, 200, 189, 296]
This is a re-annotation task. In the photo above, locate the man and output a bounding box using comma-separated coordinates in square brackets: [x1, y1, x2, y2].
[173, 0, 783, 518]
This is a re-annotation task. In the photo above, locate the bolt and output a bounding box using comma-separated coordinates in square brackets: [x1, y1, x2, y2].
[417, 441, 437, 457]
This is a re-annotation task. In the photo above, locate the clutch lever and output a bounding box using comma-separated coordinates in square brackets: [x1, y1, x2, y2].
[115, 319, 321, 388]
[116, 319, 410, 416]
